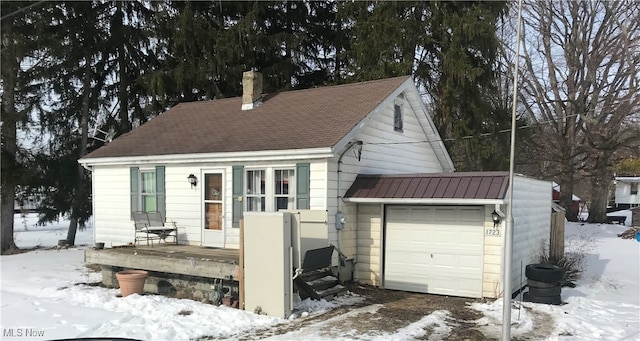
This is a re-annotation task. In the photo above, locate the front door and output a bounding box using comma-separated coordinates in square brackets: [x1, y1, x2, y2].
[202, 172, 224, 247]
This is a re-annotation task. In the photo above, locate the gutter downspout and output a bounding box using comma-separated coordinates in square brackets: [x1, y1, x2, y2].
[336, 140, 363, 271]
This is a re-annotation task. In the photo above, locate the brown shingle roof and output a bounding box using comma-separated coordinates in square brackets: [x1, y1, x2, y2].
[83, 76, 410, 160]
[344, 172, 510, 200]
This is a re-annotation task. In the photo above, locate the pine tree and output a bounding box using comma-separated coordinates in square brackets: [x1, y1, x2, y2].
[1, 1, 51, 253]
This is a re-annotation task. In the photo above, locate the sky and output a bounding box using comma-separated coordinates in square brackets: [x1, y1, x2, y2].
[1, 210, 638, 340]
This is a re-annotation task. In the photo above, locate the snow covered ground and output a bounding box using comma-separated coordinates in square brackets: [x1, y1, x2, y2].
[1, 211, 638, 340]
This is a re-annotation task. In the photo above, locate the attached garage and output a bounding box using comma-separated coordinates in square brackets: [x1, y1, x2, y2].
[343, 172, 552, 299]
[384, 205, 484, 297]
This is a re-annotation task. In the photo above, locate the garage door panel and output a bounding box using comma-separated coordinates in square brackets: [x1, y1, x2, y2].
[410, 207, 431, 221]
[384, 206, 484, 298]
[388, 207, 409, 220]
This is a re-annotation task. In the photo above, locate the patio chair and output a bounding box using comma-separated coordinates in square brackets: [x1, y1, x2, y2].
[134, 211, 178, 246]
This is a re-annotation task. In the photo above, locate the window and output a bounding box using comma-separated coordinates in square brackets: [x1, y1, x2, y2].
[245, 168, 295, 212]
[246, 170, 265, 212]
[275, 169, 295, 210]
[140, 171, 157, 212]
[130, 166, 165, 218]
[394, 103, 403, 132]
[631, 183, 638, 195]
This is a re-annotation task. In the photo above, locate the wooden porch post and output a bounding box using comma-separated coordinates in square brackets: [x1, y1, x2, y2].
[550, 212, 565, 262]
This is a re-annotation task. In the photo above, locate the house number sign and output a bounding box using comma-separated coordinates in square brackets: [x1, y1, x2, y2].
[485, 228, 501, 236]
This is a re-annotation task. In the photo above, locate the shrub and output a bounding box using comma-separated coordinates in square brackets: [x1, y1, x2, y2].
[536, 233, 596, 287]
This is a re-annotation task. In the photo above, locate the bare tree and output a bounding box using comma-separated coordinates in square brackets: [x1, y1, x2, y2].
[510, 0, 640, 221]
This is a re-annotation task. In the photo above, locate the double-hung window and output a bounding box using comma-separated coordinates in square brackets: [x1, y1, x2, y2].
[246, 170, 266, 212]
[275, 169, 295, 210]
[140, 171, 157, 212]
[631, 183, 638, 195]
[245, 168, 295, 212]
[130, 166, 166, 218]
[232, 163, 309, 227]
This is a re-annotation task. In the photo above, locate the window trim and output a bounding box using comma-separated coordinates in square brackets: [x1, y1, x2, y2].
[139, 170, 157, 212]
[245, 169, 266, 212]
[274, 168, 296, 211]
[244, 167, 296, 212]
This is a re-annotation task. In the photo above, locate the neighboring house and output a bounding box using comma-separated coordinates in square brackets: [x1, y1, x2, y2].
[552, 182, 581, 217]
[14, 187, 45, 213]
[79, 71, 551, 299]
[614, 176, 640, 209]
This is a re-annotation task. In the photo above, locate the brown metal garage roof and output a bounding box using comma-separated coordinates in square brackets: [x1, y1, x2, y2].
[344, 172, 509, 200]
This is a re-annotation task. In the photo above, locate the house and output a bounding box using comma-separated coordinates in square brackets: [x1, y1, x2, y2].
[14, 186, 46, 213]
[614, 176, 640, 210]
[552, 182, 581, 218]
[79, 71, 551, 301]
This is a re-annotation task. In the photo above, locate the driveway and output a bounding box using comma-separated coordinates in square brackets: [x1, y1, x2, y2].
[228, 284, 556, 340]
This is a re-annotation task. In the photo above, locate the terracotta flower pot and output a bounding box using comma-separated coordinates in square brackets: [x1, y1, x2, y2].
[116, 270, 148, 297]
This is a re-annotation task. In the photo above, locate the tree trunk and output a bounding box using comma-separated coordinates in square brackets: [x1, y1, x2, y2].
[588, 159, 612, 223]
[558, 169, 578, 222]
[1, 28, 20, 253]
[66, 56, 92, 246]
[115, 0, 130, 133]
[1, 182, 18, 253]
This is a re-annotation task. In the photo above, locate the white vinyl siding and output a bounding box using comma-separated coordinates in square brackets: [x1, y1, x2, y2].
[354, 204, 383, 286]
[328, 96, 447, 259]
[510, 176, 552, 292]
[93, 167, 137, 246]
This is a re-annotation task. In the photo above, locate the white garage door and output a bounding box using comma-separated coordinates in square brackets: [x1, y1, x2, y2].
[384, 206, 484, 298]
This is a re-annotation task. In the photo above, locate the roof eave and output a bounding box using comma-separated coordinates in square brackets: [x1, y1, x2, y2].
[403, 82, 456, 172]
[79, 147, 335, 167]
[343, 198, 505, 205]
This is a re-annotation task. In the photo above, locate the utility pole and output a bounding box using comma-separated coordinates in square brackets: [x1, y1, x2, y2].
[502, 0, 523, 339]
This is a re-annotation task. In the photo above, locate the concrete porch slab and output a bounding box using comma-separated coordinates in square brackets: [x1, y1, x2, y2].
[84, 244, 239, 279]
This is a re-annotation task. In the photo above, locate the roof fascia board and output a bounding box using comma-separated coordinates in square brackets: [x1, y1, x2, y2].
[79, 147, 334, 167]
[332, 77, 412, 153]
[615, 177, 640, 182]
[404, 85, 456, 172]
[343, 198, 505, 205]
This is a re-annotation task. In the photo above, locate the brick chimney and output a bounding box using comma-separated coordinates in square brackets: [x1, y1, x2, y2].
[242, 70, 263, 110]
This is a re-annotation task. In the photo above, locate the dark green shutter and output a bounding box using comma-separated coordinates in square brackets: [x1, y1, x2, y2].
[232, 165, 244, 227]
[130, 167, 139, 217]
[156, 166, 166, 221]
[296, 163, 310, 209]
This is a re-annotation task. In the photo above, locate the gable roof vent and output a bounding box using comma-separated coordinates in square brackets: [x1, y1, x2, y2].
[242, 70, 263, 110]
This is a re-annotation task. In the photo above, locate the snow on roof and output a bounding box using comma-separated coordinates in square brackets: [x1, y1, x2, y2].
[615, 177, 640, 182]
[552, 182, 581, 201]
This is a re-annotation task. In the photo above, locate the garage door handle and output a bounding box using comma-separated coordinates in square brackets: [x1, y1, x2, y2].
[430, 254, 433, 258]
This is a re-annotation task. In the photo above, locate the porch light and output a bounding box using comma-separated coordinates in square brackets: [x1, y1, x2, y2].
[491, 210, 501, 227]
[187, 174, 198, 188]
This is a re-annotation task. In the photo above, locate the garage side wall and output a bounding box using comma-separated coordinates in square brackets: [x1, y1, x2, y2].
[354, 203, 383, 286]
[511, 176, 552, 293]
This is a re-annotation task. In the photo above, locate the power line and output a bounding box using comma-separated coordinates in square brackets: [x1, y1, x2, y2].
[366, 113, 584, 145]
[0, 1, 46, 21]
